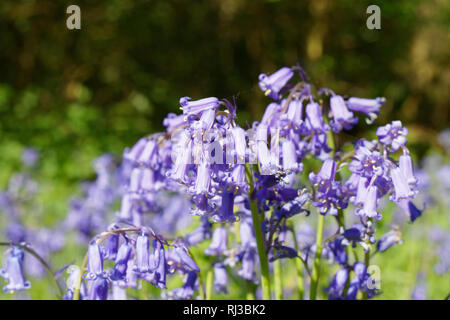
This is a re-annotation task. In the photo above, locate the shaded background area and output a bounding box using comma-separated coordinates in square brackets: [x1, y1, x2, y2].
[0, 0, 449, 300]
[1, 0, 449, 171]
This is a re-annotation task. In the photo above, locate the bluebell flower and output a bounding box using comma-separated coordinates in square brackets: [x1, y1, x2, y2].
[349, 146, 388, 179]
[205, 227, 228, 256]
[228, 164, 248, 193]
[346, 277, 360, 300]
[118, 193, 134, 221]
[88, 276, 109, 300]
[396, 199, 422, 222]
[185, 217, 212, 246]
[137, 139, 158, 167]
[256, 124, 278, 175]
[213, 263, 228, 294]
[174, 246, 200, 272]
[260, 102, 282, 126]
[124, 138, 147, 164]
[117, 260, 139, 289]
[231, 126, 247, 164]
[346, 97, 385, 124]
[309, 159, 345, 215]
[145, 240, 167, 289]
[282, 140, 303, 173]
[192, 108, 216, 132]
[390, 167, 416, 202]
[134, 234, 150, 274]
[169, 133, 193, 182]
[377, 229, 402, 252]
[328, 237, 348, 265]
[329, 95, 358, 132]
[275, 192, 310, 219]
[352, 176, 369, 206]
[258, 67, 294, 100]
[352, 262, 378, 299]
[356, 185, 381, 220]
[325, 268, 349, 300]
[163, 113, 187, 132]
[171, 271, 198, 300]
[342, 173, 360, 198]
[63, 265, 85, 300]
[212, 191, 237, 223]
[179, 97, 219, 117]
[111, 282, 127, 300]
[280, 98, 304, 132]
[240, 218, 256, 249]
[309, 159, 336, 193]
[305, 102, 329, 134]
[399, 153, 418, 186]
[238, 248, 257, 282]
[269, 242, 298, 262]
[376, 120, 408, 152]
[103, 225, 120, 261]
[0, 246, 31, 293]
[342, 225, 363, 246]
[190, 162, 212, 195]
[110, 241, 132, 281]
[86, 241, 104, 280]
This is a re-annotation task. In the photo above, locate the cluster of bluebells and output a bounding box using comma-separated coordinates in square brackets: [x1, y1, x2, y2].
[64, 154, 129, 242]
[0, 66, 432, 300]
[62, 227, 201, 300]
[0, 149, 66, 293]
[406, 144, 450, 280]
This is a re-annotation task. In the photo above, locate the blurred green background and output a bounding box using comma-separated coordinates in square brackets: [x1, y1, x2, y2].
[0, 0, 449, 299]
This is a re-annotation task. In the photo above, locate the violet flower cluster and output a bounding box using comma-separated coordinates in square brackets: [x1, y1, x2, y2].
[0, 149, 66, 293]
[62, 66, 423, 300]
[0, 66, 432, 300]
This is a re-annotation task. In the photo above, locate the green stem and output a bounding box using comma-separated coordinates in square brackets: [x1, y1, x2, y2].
[205, 268, 214, 300]
[245, 281, 256, 300]
[249, 198, 272, 300]
[245, 164, 271, 300]
[197, 275, 207, 300]
[0, 241, 64, 298]
[273, 259, 283, 300]
[309, 213, 325, 300]
[289, 224, 304, 299]
[294, 258, 304, 300]
[73, 253, 87, 300]
[309, 114, 337, 300]
[362, 249, 371, 300]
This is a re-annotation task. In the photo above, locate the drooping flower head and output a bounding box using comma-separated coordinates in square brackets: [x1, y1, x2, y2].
[258, 67, 294, 100]
[0, 246, 31, 293]
[346, 97, 385, 124]
[329, 95, 358, 132]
